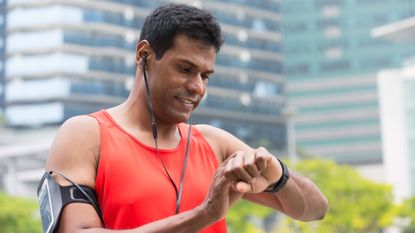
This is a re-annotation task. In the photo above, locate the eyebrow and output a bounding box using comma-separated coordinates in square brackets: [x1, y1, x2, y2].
[178, 59, 215, 74]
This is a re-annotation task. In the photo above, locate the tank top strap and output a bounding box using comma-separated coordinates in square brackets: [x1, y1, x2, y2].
[88, 110, 114, 128]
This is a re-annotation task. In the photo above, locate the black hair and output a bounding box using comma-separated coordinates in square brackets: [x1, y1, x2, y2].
[139, 3, 224, 59]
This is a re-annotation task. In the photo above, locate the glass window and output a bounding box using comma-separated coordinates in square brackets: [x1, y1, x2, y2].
[70, 79, 129, 98]
[217, 54, 282, 73]
[320, 60, 350, 72]
[64, 31, 135, 50]
[223, 33, 281, 52]
[83, 9, 144, 29]
[89, 56, 134, 74]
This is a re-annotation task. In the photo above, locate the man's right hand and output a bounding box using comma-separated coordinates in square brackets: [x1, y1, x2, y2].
[200, 155, 244, 222]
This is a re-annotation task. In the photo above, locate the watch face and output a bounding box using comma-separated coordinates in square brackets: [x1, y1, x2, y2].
[38, 180, 54, 233]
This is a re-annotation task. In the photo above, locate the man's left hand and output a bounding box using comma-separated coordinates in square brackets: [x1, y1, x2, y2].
[223, 147, 283, 193]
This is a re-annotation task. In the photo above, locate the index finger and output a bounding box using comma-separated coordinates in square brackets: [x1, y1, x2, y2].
[255, 147, 270, 172]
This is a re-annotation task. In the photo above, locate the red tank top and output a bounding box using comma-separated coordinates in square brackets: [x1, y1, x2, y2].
[89, 110, 227, 232]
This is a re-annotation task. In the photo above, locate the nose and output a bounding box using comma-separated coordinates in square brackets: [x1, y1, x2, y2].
[187, 74, 206, 97]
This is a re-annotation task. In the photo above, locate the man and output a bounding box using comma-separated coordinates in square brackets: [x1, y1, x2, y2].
[43, 3, 328, 233]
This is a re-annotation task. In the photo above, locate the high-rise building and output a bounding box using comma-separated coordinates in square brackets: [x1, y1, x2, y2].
[175, 0, 285, 151]
[4, 0, 284, 151]
[375, 16, 415, 201]
[378, 63, 415, 201]
[282, 0, 415, 164]
[1, 0, 284, 196]
[0, 0, 6, 116]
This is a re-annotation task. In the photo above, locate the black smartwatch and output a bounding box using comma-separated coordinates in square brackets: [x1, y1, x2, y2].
[264, 159, 289, 193]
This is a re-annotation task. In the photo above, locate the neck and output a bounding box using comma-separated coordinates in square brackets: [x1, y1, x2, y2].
[110, 75, 180, 144]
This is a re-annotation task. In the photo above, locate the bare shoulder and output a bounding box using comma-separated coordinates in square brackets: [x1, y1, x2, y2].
[45, 115, 100, 188]
[194, 124, 252, 163]
[194, 124, 227, 140]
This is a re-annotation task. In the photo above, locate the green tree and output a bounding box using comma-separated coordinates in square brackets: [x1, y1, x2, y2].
[398, 196, 415, 233]
[403, 225, 415, 233]
[0, 192, 42, 233]
[277, 159, 396, 233]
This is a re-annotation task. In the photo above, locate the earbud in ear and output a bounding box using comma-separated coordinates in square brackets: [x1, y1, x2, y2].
[141, 53, 148, 67]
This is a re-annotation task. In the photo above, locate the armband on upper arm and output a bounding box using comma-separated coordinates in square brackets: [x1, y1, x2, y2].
[37, 171, 104, 233]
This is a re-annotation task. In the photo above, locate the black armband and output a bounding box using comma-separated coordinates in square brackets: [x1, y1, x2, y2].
[37, 171, 104, 233]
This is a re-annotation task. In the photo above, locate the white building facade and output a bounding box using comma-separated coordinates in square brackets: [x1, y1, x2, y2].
[378, 61, 415, 201]
[374, 16, 415, 202]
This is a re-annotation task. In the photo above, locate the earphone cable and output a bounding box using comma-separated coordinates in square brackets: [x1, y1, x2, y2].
[142, 58, 191, 214]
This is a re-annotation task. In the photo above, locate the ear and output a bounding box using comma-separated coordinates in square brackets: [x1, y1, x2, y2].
[136, 40, 152, 67]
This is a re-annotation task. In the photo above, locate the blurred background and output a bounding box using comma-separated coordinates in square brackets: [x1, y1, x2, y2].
[0, 0, 414, 232]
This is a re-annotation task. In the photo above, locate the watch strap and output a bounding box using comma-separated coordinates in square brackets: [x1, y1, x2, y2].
[264, 158, 289, 193]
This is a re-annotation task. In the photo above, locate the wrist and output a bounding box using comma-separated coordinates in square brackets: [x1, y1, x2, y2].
[264, 158, 289, 193]
[169, 205, 217, 233]
[195, 204, 218, 226]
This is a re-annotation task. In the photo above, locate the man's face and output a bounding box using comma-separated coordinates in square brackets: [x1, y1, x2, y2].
[147, 34, 216, 124]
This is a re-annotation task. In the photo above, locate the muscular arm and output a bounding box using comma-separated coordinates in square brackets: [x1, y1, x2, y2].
[61, 204, 214, 233]
[45, 116, 241, 233]
[195, 124, 329, 222]
[243, 170, 327, 221]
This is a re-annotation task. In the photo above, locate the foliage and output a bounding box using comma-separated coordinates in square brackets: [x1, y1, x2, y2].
[0, 192, 42, 233]
[278, 159, 396, 233]
[398, 196, 415, 233]
[227, 199, 274, 233]
[403, 225, 415, 233]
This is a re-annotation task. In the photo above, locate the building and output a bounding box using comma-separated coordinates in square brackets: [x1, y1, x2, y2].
[0, 126, 54, 196]
[5, 0, 284, 150]
[282, 0, 415, 164]
[1, 0, 284, 196]
[0, 0, 6, 116]
[374, 16, 415, 201]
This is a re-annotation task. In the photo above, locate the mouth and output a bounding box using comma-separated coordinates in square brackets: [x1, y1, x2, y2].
[175, 96, 198, 109]
[177, 97, 197, 104]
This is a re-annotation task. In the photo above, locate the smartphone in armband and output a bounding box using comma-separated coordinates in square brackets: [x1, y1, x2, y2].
[37, 171, 104, 233]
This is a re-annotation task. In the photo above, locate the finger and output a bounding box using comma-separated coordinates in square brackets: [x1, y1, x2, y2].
[231, 152, 255, 183]
[223, 151, 239, 163]
[255, 147, 269, 172]
[244, 151, 260, 177]
[213, 164, 233, 187]
[218, 151, 238, 170]
[236, 181, 253, 193]
[224, 157, 239, 182]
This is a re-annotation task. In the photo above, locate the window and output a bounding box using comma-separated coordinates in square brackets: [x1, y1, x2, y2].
[359, 56, 393, 69]
[314, 0, 344, 7]
[284, 63, 310, 74]
[325, 47, 343, 59]
[320, 60, 350, 72]
[283, 22, 308, 33]
[322, 5, 340, 18]
[324, 26, 341, 38]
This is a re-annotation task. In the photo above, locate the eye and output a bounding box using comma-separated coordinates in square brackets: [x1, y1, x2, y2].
[179, 66, 192, 74]
[201, 74, 210, 80]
